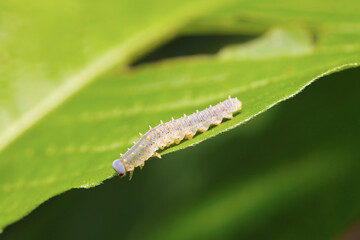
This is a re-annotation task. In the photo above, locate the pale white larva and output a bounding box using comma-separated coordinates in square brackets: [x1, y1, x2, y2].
[113, 96, 242, 178]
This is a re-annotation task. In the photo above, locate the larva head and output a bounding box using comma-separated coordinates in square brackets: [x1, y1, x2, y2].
[112, 159, 126, 177]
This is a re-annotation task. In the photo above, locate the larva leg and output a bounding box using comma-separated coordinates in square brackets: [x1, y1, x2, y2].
[185, 134, 193, 140]
[198, 128, 208, 133]
[153, 152, 162, 159]
[175, 138, 182, 144]
[213, 118, 223, 125]
[129, 171, 134, 180]
[223, 114, 233, 119]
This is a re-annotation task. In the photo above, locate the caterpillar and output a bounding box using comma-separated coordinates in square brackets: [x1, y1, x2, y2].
[113, 96, 242, 178]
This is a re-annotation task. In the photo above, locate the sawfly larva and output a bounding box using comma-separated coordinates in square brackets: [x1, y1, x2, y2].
[113, 96, 242, 178]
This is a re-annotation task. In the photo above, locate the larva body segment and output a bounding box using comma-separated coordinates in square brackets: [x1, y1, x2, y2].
[113, 97, 242, 177]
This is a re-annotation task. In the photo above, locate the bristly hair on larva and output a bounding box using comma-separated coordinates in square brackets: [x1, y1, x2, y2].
[113, 96, 242, 179]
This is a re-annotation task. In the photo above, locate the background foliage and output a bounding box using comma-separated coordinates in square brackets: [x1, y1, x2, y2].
[0, 0, 360, 239]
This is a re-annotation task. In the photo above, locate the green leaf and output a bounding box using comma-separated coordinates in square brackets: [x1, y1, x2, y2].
[2, 68, 360, 240]
[1, 0, 360, 233]
[0, 0, 236, 230]
[0, 0, 231, 148]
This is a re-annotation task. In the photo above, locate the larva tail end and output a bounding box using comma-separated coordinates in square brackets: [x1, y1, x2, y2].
[234, 98, 242, 111]
[113, 159, 126, 177]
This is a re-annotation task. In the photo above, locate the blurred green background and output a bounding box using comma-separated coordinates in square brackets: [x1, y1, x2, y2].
[2, 36, 360, 238]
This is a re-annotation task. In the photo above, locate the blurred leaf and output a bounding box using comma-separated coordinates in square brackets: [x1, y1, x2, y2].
[182, 0, 360, 35]
[0, 0, 231, 147]
[1, 0, 360, 233]
[218, 27, 314, 60]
